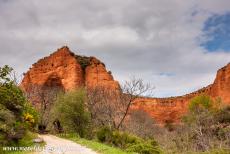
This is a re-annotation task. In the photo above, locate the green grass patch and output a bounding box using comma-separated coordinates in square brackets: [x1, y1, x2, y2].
[58, 133, 132, 154]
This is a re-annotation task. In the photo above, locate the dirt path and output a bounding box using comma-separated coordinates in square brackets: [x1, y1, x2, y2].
[34, 134, 97, 154]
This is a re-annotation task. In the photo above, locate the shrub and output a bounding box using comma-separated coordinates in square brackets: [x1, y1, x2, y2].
[189, 94, 213, 112]
[0, 65, 38, 146]
[214, 106, 230, 123]
[178, 95, 230, 152]
[126, 142, 161, 154]
[124, 109, 157, 138]
[51, 89, 91, 137]
[96, 126, 113, 143]
[75, 55, 91, 70]
[96, 127, 161, 154]
[23, 101, 39, 129]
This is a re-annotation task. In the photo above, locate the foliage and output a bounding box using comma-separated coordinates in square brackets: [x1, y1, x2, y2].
[51, 89, 91, 137]
[96, 126, 113, 143]
[123, 110, 157, 138]
[1, 131, 43, 154]
[0, 65, 38, 146]
[25, 84, 63, 132]
[87, 77, 154, 130]
[75, 55, 91, 70]
[189, 94, 214, 112]
[96, 127, 161, 154]
[126, 142, 161, 154]
[180, 95, 230, 152]
[150, 95, 230, 154]
[23, 101, 39, 129]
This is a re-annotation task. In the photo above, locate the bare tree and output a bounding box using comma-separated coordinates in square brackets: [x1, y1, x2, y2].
[25, 84, 63, 132]
[123, 109, 156, 138]
[87, 86, 120, 128]
[86, 77, 154, 130]
[116, 77, 154, 129]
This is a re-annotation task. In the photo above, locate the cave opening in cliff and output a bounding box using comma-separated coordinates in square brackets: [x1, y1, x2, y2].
[44, 74, 64, 89]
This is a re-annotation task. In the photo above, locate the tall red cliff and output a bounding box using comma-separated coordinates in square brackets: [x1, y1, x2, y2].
[20, 46, 120, 93]
[21, 46, 230, 123]
[133, 63, 230, 123]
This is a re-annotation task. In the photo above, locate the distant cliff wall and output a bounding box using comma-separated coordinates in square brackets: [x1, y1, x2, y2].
[20, 46, 230, 123]
[133, 63, 230, 123]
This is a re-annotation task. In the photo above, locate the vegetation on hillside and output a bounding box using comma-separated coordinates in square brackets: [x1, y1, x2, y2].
[153, 95, 230, 153]
[75, 55, 91, 70]
[49, 79, 161, 154]
[50, 89, 91, 137]
[0, 66, 38, 146]
[0, 65, 42, 154]
[1, 64, 229, 154]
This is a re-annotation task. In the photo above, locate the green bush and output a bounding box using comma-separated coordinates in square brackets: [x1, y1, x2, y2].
[23, 101, 39, 129]
[0, 65, 38, 146]
[126, 142, 161, 154]
[51, 89, 91, 137]
[96, 127, 161, 154]
[178, 95, 230, 152]
[111, 131, 139, 148]
[96, 126, 113, 143]
[214, 106, 230, 123]
[189, 95, 213, 112]
[75, 55, 91, 70]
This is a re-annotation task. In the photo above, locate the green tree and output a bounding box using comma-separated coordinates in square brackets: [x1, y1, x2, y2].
[51, 89, 90, 137]
[189, 94, 213, 113]
[181, 95, 230, 152]
[0, 65, 37, 145]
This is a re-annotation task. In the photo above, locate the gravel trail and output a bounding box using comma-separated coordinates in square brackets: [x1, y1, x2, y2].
[34, 134, 98, 154]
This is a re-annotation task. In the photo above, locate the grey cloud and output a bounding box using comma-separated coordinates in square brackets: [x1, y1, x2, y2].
[0, 0, 230, 97]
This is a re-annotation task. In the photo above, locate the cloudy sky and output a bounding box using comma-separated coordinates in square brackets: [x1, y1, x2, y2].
[0, 0, 230, 97]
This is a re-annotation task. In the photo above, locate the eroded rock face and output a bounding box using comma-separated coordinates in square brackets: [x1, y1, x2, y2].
[210, 63, 230, 103]
[21, 46, 230, 124]
[85, 57, 120, 90]
[20, 46, 120, 94]
[133, 63, 230, 123]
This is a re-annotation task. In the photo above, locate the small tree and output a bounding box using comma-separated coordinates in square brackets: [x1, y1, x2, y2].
[189, 95, 213, 113]
[117, 77, 154, 129]
[86, 77, 154, 130]
[182, 95, 230, 152]
[51, 89, 90, 137]
[124, 109, 156, 138]
[25, 84, 62, 132]
[0, 65, 37, 145]
[87, 86, 119, 128]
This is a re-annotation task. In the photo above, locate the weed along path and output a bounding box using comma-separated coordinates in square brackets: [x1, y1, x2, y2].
[35, 134, 98, 154]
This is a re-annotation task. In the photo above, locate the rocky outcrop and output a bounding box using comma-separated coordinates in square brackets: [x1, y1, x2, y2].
[85, 57, 120, 90]
[21, 46, 230, 124]
[20, 46, 120, 93]
[133, 63, 230, 123]
[210, 63, 230, 103]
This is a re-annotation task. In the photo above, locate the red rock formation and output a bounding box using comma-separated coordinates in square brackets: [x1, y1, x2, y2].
[85, 57, 120, 90]
[133, 63, 230, 123]
[21, 46, 230, 124]
[20, 46, 120, 93]
[210, 63, 230, 103]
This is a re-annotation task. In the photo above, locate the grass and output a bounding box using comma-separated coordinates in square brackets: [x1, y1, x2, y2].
[1, 131, 45, 154]
[58, 133, 132, 154]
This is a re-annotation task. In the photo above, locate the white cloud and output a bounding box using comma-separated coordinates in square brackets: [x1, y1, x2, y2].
[0, 0, 230, 97]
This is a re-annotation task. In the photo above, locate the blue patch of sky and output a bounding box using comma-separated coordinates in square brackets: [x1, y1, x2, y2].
[201, 12, 230, 52]
[159, 72, 175, 77]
